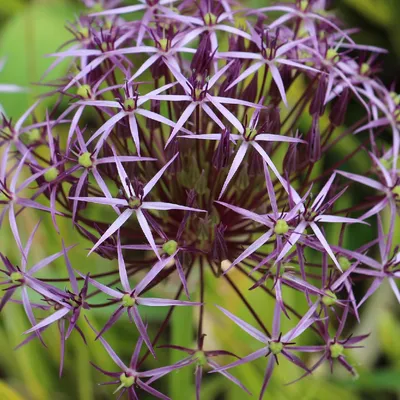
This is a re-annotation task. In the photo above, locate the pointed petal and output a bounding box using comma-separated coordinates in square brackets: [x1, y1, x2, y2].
[24, 307, 70, 334]
[136, 209, 160, 259]
[86, 317, 127, 370]
[141, 202, 205, 212]
[135, 252, 178, 295]
[217, 306, 269, 343]
[209, 347, 268, 373]
[131, 305, 156, 357]
[218, 141, 249, 198]
[268, 62, 288, 107]
[88, 209, 134, 255]
[230, 229, 274, 269]
[164, 103, 197, 148]
[309, 222, 342, 272]
[143, 153, 179, 198]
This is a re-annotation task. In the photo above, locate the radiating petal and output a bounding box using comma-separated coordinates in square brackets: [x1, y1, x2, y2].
[217, 306, 269, 343]
[88, 209, 134, 255]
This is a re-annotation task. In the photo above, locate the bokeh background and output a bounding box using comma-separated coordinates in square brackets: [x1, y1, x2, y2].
[1, 0, 400, 399]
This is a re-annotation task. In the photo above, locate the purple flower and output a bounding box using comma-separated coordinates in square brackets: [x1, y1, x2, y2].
[0, 0, 397, 397]
[87, 317, 192, 399]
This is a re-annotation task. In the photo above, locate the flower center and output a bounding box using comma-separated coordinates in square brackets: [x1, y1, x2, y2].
[274, 219, 289, 235]
[244, 127, 257, 141]
[326, 48, 339, 63]
[121, 294, 135, 307]
[162, 240, 178, 256]
[10, 271, 23, 283]
[158, 38, 169, 52]
[204, 13, 217, 26]
[119, 373, 135, 388]
[329, 342, 344, 358]
[123, 98, 136, 112]
[194, 350, 207, 366]
[128, 196, 141, 209]
[194, 88, 204, 101]
[269, 341, 283, 355]
[322, 289, 337, 306]
[44, 167, 59, 182]
[77, 84, 92, 99]
[360, 63, 370, 75]
[78, 152, 93, 168]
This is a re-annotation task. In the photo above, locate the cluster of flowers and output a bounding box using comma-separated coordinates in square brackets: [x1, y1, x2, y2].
[1, 0, 399, 398]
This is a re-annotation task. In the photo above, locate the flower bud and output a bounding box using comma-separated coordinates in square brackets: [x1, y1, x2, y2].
[220, 259, 232, 273]
[212, 129, 232, 169]
[307, 115, 321, 163]
[329, 88, 351, 126]
[309, 76, 327, 116]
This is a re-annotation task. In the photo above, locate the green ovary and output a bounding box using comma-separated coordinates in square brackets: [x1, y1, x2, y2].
[204, 13, 217, 26]
[326, 48, 339, 62]
[77, 84, 92, 99]
[78, 152, 93, 168]
[124, 98, 136, 111]
[119, 373, 135, 388]
[158, 38, 169, 52]
[330, 342, 344, 358]
[121, 294, 135, 307]
[44, 167, 59, 182]
[274, 219, 289, 235]
[162, 240, 178, 256]
[10, 272, 23, 282]
[269, 341, 283, 355]
[194, 351, 207, 366]
[244, 127, 257, 141]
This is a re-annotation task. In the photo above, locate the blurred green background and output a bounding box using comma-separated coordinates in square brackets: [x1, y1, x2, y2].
[1, 1, 400, 399]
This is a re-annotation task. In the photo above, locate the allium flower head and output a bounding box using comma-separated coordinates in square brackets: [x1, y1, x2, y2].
[0, 0, 398, 399]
